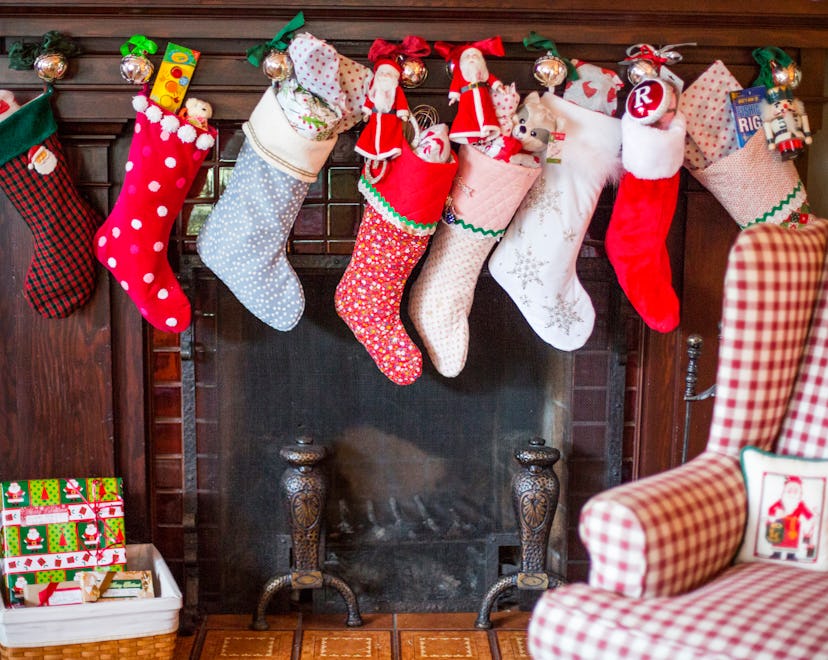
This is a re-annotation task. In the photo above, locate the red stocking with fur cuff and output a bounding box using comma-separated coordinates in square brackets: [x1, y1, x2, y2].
[605, 111, 686, 333]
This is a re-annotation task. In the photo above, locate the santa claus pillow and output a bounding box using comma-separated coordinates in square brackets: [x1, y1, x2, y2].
[736, 446, 828, 571]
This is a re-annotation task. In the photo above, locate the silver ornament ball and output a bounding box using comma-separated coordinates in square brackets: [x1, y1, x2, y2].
[262, 50, 293, 83]
[119, 54, 155, 85]
[627, 59, 659, 85]
[771, 62, 802, 89]
[533, 53, 568, 89]
[400, 57, 428, 88]
[33, 53, 68, 83]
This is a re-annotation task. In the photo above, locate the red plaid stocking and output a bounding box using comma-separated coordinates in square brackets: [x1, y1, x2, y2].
[0, 91, 102, 318]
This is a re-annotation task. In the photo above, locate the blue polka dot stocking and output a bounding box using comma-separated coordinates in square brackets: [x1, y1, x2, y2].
[197, 140, 307, 331]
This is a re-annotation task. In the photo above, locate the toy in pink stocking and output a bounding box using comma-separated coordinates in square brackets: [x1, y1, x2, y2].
[435, 37, 505, 144]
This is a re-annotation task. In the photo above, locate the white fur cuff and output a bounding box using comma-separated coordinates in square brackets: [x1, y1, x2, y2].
[621, 110, 687, 180]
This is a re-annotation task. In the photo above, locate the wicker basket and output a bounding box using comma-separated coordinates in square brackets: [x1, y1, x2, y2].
[0, 545, 181, 660]
[0, 631, 177, 659]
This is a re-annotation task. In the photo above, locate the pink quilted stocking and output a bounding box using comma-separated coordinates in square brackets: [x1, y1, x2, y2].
[95, 94, 216, 332]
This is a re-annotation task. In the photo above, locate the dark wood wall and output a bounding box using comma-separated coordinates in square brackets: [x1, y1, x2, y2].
[1, 1, 826, 602]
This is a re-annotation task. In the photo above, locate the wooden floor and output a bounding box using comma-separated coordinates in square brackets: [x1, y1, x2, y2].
[175, 611, 532, 660]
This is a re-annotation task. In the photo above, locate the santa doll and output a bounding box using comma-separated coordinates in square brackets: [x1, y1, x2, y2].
[435, 37, 505, 143]
[355, 40, 411, 162]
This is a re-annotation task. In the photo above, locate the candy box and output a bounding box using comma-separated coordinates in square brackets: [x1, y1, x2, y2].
[0, 477, 127, 605]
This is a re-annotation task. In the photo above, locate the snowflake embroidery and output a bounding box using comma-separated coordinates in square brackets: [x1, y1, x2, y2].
[543, 294, 582, 335]
[507, 246, 548, 290]
[522, 176, 562, 219]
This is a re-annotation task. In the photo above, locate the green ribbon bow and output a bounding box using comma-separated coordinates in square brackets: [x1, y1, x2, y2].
[523, 31, 579, 81]
[246, 12, 305, 67]
[120, 35, 159, 57]
[8, 31, 82, 71]
[752, 46, 794, 88]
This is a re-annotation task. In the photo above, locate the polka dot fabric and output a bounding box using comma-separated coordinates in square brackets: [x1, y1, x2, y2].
[196, 140, 308, 331]
[678, 59, 741, 168]
[408, 221, 496, 378]
[95, 95, 215, 332]
[288, 33, 372, 133]
[335, 204, 429, 386]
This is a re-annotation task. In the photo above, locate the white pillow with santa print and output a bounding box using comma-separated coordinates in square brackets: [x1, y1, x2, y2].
[737, 446, 828, 571]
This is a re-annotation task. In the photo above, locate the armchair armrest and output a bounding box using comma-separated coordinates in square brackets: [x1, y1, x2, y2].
[579, 451, 746, 598]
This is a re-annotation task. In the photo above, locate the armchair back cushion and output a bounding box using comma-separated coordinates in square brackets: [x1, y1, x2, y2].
[706, 219, 828, 457]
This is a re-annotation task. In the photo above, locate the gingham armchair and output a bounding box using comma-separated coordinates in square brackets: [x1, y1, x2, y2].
[529, 218, 828, 660]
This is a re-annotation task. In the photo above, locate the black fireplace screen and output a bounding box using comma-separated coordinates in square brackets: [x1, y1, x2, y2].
[206, 268, 566, 614]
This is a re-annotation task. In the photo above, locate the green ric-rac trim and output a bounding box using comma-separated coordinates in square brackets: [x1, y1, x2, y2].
[744, 180, 805, 228]
[358, 175, 438, 234]
[446, 215, 506, 238]
[0, 88, 57, 166]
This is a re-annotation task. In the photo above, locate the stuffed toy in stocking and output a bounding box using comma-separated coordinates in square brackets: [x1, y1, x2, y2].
[488, 60, 625, 350]
[605, 93, 687, 334]
[94, 93, 216, 332]
[678, 59, 809, 228]
[196, 32, 371, 331]
[0, 88, 103, 318]
[408, 142, 540, 378]
[336, 123, 458, 386]
[434, 38, 505, 144]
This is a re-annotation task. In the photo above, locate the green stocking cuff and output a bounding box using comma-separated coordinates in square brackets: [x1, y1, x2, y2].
[0, 89, 57, 166]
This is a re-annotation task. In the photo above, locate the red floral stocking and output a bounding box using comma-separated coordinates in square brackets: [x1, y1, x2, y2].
[335, 205, 429, 386]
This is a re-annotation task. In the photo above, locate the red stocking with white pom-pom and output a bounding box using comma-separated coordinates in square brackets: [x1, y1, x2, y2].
[605, 111, 686, 333]
[94, 94, 216, 332]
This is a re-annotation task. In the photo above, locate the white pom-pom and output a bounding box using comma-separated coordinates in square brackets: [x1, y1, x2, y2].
[196, 133, 215, 151]
[132, 95, 149, 112]
[145, 105, 162, 123]
[177, 124, 197, 143]
[160, 115, 180, 134]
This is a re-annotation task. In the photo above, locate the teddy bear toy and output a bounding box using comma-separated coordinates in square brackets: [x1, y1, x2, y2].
[179, 97, 213, 131]
[507, 92, 561, 167]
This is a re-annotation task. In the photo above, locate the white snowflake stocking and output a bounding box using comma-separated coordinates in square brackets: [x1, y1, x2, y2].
[488, 91, 622, 350]
[408, 144, 539, 377]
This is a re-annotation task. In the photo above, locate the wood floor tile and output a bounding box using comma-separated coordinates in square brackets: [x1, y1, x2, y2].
[301, 613, 395, 629]
[198, 629, 295, 659]
[398, 631, 492, 660]
[488, 610, 531, 630]
[395, 613, 479, 630]
[205, 613, 299, 630]
[495, 630, 530, 660]
[300, 630, 392, 659]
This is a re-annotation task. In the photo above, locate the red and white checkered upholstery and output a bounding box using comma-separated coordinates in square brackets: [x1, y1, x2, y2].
[529, 219, 828, 659]
[529, 561, 828, 660]
[706, 219, 828, 456]
[580, 451, 745, 599]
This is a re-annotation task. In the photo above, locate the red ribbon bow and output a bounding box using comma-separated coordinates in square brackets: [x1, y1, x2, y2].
[368, 35, 431, 63]
[434, 36, 505, 63]
[623, 43, 669, 66]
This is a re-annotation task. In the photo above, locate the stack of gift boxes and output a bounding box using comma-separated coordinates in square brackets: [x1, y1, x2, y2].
[0, 477, 153, 607]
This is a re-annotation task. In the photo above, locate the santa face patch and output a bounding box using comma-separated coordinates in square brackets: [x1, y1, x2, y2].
[27, 144, 57, 175]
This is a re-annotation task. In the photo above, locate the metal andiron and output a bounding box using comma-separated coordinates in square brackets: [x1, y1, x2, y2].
[475, 437, 564, 629]
[252, 437, 363, 628]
